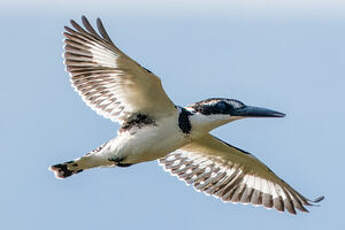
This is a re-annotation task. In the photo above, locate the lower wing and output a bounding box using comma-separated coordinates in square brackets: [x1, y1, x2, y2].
[158, 134, 324, 214]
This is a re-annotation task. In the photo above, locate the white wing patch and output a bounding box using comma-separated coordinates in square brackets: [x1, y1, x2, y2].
[159, 135, 324, 214]
[87, 42, 118, 68]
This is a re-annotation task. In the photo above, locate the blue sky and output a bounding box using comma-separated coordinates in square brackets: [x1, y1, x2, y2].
[0, 1, 344, 229]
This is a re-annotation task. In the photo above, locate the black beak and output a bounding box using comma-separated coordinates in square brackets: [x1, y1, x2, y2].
[231, 106, 286, 118]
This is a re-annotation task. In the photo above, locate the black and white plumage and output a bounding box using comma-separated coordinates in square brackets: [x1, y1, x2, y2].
[63, 17, 176, 124]
[49, 16, 324, 215]
[159, 134, 323, 214]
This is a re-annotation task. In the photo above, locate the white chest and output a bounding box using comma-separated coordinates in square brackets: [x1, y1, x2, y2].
[107, 114, 191, 164]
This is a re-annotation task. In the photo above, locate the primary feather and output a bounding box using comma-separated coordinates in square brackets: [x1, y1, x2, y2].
[63, 16, 175, 124]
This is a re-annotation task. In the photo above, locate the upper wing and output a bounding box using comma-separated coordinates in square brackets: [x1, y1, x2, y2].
[159, 134, 324, 214]
[63, 16, 176, 124]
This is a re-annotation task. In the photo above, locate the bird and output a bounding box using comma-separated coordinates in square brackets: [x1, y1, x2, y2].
[49, 16, 324, 215]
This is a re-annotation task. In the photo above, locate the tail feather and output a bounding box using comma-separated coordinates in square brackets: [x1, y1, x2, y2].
[49, 160, 83, 179]
[49, 141, 115, 179]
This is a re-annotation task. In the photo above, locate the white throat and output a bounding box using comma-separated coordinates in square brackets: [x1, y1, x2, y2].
[189, 112, 242, 134]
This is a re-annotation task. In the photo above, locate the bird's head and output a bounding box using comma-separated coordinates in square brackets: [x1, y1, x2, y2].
[186, 98, 285, 132]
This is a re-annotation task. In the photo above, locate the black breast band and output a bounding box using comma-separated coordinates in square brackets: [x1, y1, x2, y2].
[178, 107, 192, 134]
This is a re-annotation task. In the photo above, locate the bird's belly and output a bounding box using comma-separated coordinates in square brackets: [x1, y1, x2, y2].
[110, 120, 190, 164]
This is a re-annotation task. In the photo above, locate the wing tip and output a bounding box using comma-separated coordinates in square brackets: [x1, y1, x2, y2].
[312, 195, 325, 203]
[307, 195, 325, 206]
[81, 15, 88, 21]
[70, 19, 79, 28]
[96, 17, 102, 25]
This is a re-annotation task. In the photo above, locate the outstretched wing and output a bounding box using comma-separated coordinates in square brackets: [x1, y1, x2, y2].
[159, 134, 324, 214]
[63, 16, 176, 124]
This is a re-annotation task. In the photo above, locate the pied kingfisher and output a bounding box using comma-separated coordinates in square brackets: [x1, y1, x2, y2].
[49, 16, 324, 214]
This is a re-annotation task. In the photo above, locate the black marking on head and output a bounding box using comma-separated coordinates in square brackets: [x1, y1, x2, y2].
[188, 98, 245, 115]
[178, 107, 193, 134]
[120, 113, 156, 133]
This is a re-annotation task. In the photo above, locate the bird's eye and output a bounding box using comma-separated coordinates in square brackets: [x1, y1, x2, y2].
[216, 101, 228, 111]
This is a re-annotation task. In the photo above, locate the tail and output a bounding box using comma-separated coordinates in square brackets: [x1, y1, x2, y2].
[49, 160, 84, 179]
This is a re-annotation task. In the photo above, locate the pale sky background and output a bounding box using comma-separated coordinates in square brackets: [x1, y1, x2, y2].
[0, 1, 344, 229]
